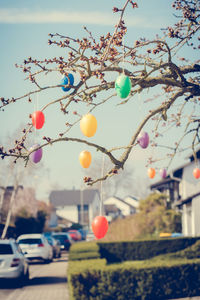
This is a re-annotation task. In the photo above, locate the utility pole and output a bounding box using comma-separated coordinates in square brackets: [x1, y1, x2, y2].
[80, 187, 84, 225]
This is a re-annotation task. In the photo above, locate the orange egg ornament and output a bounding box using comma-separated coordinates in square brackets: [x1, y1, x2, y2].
[193, 167, 200, 179]
[148, 168, 156, 179]
[79, 151, 92, 168]
[80, 114, 97, 137]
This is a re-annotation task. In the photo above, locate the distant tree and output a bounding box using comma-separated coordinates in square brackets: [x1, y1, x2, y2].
[0, 128, 46, 238]
[103, 192, 182, 241]
[15, 208, 48, 236]
[135, 193, 182, 237]
[36, 210, 47, 232]
[83, 157, 149, 199]
[0, 0, 199, 187]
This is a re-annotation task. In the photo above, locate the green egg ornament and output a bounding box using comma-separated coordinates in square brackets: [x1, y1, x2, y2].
[115, 74, 131, 99]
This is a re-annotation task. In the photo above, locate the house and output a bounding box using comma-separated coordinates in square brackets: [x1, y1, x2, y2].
[103, 196, 139, 221]
[104, 204, 122, 222]
[49, 189, 100, 228]
[150, 149, 200, 236]
[150, 177, 181, 209]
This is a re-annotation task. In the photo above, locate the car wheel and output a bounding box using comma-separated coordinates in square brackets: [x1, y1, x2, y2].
[23, 269, 29, 286]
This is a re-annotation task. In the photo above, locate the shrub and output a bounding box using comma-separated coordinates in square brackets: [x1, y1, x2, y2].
[69, 241, 100, 261]
[68, 258, 200, 300]
[98, 237, 200, 263]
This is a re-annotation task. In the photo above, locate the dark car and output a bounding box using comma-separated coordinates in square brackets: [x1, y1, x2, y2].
[67, 230, 82, 242]
[78, 229, 87, 240]
[46, 236, 61, 258]
[52, 233, 72, 251]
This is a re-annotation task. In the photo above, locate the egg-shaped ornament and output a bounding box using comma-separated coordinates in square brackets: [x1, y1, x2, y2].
[61, 73, 74, 92]
[160, 168, 167, 179]
[115, 74, 131, 99]
[138, 131, 149, 149]
[148, 168, 156, 179]
[29, 144, 43, 163]
[32, 111, 45, 129]
[79, 151, 92, 168]
[80, 114, 97, 137]
[193, 167, 200, 179]
[92, 216, 108, 239]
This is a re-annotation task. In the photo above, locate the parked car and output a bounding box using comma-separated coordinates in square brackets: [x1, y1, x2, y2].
[78, 229, 87, 240]
[45, 236, 61, 258]
[0, 239, 29, 285]
[52, 233, 72, 251]
[17, 234, 53, 263]
[67, 230, 82, 241]
[86, 232, 95, 242]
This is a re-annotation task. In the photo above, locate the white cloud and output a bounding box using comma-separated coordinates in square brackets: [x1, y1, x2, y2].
[0, 8, 165, 28]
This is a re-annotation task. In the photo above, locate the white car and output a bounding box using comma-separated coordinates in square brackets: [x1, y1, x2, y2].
[17, 234, 53, 263]
[0, 239, 29, 285]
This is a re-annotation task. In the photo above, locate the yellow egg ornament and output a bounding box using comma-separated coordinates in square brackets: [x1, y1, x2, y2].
[79, 151, 92, 168]
[80, 114, 97, 137]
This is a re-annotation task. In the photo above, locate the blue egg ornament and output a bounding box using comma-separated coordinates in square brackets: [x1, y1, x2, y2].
[61, 73, 74, 92]
[115, 74, 131, 99]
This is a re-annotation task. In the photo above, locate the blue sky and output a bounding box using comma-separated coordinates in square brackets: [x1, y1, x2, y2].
[0, 0, 197, 200]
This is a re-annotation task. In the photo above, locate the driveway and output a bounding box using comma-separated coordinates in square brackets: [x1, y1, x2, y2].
[0, 253, 69, 300]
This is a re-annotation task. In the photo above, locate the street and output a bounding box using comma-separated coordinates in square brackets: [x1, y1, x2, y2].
[0, 253, 69, 300]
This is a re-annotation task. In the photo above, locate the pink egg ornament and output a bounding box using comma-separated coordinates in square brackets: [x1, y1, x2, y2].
[29, 144, 43, 163]
[160, 168, 167, 179]
[137, 131, 149, 149]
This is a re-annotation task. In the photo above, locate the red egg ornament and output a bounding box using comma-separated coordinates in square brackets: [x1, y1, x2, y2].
[32, 111, 45, 129]
[137, 131, 149, 149]
[148, 168, 156, 179]
[193, 168, 200, 179]
[92, 216, 108, 239]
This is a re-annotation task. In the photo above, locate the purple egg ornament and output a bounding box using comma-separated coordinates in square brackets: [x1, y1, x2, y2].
[138, 131, 149, 149]
[29, 144, 43, 163]
[160, 168, 167, 179]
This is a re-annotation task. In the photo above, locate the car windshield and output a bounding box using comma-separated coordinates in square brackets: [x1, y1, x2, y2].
[0, 244, 13, 254]
[18, 238, 42, 244]
[53, 235, 68, 242]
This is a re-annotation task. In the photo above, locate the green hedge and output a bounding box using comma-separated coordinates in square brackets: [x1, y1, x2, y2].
[68, 258, 200, 300]
[98, 237, 200, 263]
[69, 241, 100, 261]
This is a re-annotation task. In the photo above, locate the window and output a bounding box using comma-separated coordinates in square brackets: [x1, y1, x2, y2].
[0, 244, 13, 254]
[78, 205, 89, 224]
[18, 238, 42, 244]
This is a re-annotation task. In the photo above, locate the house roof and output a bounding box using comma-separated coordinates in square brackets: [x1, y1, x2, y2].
[150, 176, 180, 190]
[176, 192, 200, 207]
[104, 204, 121, 213]
[104, 196, 136, 209]
[49, 189, 99, 206]
[124, 195, 139, 201]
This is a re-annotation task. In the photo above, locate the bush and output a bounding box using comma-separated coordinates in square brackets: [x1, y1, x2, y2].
[98, 237, 200, 263]
[169, 240, 200, 260]
[69, 242, 100, 261]
[68, 258, 200, 300]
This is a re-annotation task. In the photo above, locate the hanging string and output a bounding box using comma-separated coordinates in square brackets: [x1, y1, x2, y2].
[33, 93, 37, 142]
[122, 34, 125, 74]
[100, 155, 105, 216]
